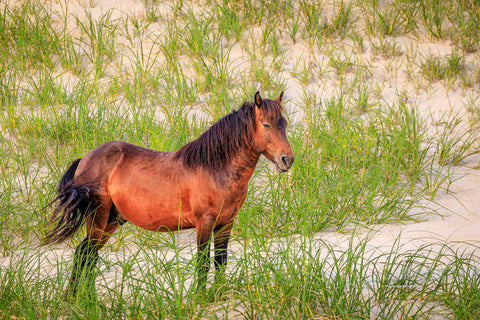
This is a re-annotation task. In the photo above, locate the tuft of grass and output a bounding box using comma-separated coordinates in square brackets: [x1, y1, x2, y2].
[75, 9, 119, 79]
[370, 37, 403, 59]
[417, 0, 450, 40]
[418, 52, 466, 84]
[213, 1, 245, 42]
[0, 0, 60, 70]
[321, 0, 355, 40]
[447, 0, 480, 53]
[435, 115, 480, 166]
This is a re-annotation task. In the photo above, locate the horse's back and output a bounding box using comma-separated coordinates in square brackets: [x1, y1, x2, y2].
[76, 140, 166, 173]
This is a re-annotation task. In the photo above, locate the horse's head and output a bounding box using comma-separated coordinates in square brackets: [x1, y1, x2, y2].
[253, 91, 294, 172]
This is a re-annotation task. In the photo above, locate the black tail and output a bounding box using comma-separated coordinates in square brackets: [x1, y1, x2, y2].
[56, 158, 81, 194]
[44, 159, 100, 245]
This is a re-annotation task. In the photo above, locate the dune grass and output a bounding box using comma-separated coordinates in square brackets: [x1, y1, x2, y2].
[1, 237, 479, 319]
[1, 0, 480, 318]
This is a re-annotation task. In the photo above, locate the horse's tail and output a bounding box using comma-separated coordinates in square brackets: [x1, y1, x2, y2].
[43, 159, 100, 245]
[56, 158, 81, 194]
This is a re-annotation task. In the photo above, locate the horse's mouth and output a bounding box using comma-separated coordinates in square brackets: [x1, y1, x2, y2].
[276, 165, 290, 173]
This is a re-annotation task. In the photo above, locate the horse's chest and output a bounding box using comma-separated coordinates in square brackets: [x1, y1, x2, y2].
[216, 189, 248, 222]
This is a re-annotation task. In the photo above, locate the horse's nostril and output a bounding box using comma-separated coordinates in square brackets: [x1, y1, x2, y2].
[281, 155, 289, 166]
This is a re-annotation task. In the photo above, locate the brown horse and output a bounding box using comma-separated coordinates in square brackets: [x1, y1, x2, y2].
[44, 92, 294, 296]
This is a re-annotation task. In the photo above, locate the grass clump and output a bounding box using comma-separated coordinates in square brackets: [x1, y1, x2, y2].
[0, 0, 60, 70]
[75, 9, 119, 79]
[418, 52, 465, 83]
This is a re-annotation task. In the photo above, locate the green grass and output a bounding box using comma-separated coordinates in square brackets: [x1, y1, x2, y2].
[1, 237, 479, 319]
[418, 52, 466, 84]
[1, 0, 480, 318]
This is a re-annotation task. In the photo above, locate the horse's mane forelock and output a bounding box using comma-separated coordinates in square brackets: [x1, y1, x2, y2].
[173, 98, 283, 172]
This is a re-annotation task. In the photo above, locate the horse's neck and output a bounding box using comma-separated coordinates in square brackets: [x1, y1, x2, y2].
[227, 147, 261, 184]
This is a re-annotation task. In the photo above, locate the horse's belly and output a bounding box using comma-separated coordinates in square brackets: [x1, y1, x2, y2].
[113, 194, 196, 231]
[109, 175, 196, 232]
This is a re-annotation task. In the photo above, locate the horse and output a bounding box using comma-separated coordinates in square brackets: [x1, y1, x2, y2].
[44, 91, 294, 296]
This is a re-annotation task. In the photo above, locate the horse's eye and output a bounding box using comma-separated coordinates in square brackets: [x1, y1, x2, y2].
[263, 123, 271, 129]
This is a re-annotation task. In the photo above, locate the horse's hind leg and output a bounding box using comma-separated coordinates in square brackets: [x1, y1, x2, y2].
[66, 205, 118, 298]
[66, 236, 100, 298]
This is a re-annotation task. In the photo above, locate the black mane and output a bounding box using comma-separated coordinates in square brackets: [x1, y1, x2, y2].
[173, 98, 283, 172]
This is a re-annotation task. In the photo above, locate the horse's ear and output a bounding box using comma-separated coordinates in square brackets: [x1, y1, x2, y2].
[276, 91, 284, 103]
[255, 91, 262, 108]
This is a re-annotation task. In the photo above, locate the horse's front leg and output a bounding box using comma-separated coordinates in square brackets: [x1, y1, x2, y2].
[214, 224, 232, 283]
[195, 216, 215, 292]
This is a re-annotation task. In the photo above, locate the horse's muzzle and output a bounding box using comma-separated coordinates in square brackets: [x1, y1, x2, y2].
[276, 154, 294, 172]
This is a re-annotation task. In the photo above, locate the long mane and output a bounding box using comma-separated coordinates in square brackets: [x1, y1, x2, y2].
[173, 98, 283, 172]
